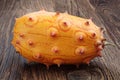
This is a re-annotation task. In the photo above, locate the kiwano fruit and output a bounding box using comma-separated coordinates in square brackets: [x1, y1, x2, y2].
[11, 10, 106, 67]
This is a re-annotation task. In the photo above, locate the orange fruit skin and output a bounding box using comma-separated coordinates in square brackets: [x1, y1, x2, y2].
[11, 10, 105, 66]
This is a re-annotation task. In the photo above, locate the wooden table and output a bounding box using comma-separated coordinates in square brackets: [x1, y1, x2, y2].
[0, 0, 120, 80]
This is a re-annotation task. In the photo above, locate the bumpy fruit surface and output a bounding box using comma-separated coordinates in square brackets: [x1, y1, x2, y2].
[11, 10, 105, 67]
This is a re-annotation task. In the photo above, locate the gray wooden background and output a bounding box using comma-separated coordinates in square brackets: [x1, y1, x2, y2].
[0, 0, 120, 80]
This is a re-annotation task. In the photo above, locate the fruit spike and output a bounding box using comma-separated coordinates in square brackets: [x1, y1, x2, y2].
[86, 61, 90, 65]
[95, 40, 102, 46]
[28, 40, 33, 46]
[84, 21, 89, 26]
[75, 32, 85, 41]
[63, 22, 67, 26]
[50, 32, 56, 37]
[79, 35, 83, 40]
[97, 45, 103, 51]
[75, 47, 85, 55]
[97, 52, 102, 57]
[57, 64, 61, 67]
[53, 59, 62, 67]
[49, 28, 58, 37]
[11, 10, 106, 66]
[102, 38, 106, 42]
[51, 46, 59, 53]
[19, 33, 24, 38]
[29, 17, 33, 21]
[55, 11, 60, 16]
[91, 32, 96, 37]
[16, 40, 20, 44]
[45, 63, 50, 69]
[34, 53, 42, 59]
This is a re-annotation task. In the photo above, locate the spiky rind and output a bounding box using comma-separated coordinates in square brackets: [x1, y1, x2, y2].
[11, 10, 105, 66]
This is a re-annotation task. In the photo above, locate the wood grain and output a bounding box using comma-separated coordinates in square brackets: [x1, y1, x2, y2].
[0, 0, 120, 80]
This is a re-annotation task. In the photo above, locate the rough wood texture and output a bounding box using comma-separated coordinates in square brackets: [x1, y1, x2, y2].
[0, 0, 120, 80]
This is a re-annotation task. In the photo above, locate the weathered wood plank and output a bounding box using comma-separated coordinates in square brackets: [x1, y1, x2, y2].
[0, 0, 120, 80]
